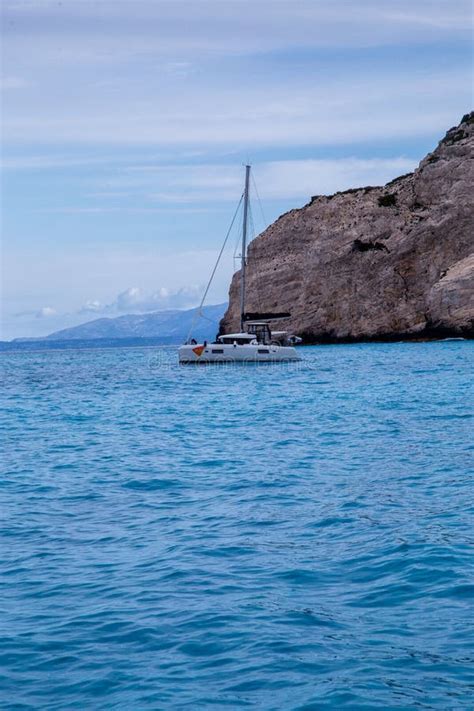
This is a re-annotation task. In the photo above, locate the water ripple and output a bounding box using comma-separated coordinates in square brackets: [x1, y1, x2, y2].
[0, 342, 473, 709]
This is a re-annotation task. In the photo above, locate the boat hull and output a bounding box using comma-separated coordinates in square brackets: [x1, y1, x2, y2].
[178, 343, 300, 364]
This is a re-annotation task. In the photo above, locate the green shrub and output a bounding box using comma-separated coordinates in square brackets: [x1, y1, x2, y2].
[378, 193, 397, 207]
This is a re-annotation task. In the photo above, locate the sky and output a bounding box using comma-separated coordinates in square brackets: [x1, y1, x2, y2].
[1, 0, 472, 339]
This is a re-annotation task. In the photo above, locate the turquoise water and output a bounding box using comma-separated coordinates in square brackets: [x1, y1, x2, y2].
[1, 342, 473, 710]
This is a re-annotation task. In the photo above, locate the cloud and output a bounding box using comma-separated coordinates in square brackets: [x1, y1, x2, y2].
[2, 1, 470, 62]
[36, 306, 56, 318]
[80, 299, 103, 313]
[8, 285, 206, 339]
[0, 76, 29, 90]
[39, 206, 215, 215]
[164, 61, 196, 77]
[5, 154, 421, 209]
[111, 285, 203, 312]
[1, 1, 470, 148]
[15, 306, 57, 319]
[0, 154, 119, 170]
[2, 154, 419, 205]
[2, 73, 468, 147]
[109, 157, 419, 203]
[76, 285, 205, 317]
[4, 244, 230, 315]
[254, 158, 419, 199]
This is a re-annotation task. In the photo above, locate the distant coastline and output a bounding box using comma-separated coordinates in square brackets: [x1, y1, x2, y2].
[2, 303, 227, 349]
[0, 337, 180, 353]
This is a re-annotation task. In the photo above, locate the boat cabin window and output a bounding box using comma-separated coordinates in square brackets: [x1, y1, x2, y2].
[218, 336, 254, 345]
[246, 323, 271, 344]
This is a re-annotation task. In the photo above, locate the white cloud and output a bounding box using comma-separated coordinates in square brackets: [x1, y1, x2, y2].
[1, 1, 470, 148]
[2, 1, 470, 62]
[0, 77, 29, 90]
[40, 206, 216, 215]
[6, 284, 207, 340]
[3, 70, 469, 150]
[114, 157, 419, 203]
[14, 305, 57, 319]
[1, 154, 419, 201]
[2, 75, 467, 146]
[111, 285, 203, 312]
[164, 61, 196, 77]
[0, 154, 118, 170]
[384, 7, 472, 30]
[6, 285, 208, 339]
[4, 245, 229, 311]
[36, 306, 56, 318]
[3, 154, 420, 206]
[254, 158, 418, 199]
[80, 299, 103, 313]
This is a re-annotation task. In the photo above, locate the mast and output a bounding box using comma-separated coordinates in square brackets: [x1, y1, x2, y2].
[240, 164, 251, 331]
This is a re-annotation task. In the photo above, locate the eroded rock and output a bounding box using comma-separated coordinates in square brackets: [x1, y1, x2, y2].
[220, 112, 474, 341]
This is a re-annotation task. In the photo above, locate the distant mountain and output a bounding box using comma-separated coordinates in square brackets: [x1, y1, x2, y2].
[4, 304, 226, 348]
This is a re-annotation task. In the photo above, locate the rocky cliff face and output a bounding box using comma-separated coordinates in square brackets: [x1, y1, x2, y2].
[221, 113, 474, 341]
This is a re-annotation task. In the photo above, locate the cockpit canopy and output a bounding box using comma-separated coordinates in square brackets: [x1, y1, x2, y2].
[217, 333, 256, 345]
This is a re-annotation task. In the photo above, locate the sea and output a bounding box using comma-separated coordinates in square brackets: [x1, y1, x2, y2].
[1, 341, 473, 710]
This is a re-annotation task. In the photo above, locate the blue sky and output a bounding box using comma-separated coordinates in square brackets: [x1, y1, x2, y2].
[1, 0, 472, 339]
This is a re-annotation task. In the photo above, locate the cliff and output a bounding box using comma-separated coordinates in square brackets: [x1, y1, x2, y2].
[221, 112, 474, 342]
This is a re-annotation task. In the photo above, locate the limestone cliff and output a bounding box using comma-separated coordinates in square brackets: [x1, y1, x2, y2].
[221, 112, 474, 341]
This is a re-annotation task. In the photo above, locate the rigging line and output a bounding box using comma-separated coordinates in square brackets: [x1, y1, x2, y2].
[199, 312, 220, 325]
[251, 171, 267, 233]
[248, 201, 256, 246]
[185, 193, 244, 343]
[247, 201, 263, 313]
[247, 202, 257, 266]
[246, 177, 267, 311]
[233, 201, 244, 261]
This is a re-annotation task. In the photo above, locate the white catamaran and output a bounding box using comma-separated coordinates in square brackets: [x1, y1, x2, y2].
[178, 165, 301, 364]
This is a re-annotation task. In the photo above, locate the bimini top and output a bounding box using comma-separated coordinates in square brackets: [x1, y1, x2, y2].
[243, 312, 291, 322]
[218, 333, 255, 342]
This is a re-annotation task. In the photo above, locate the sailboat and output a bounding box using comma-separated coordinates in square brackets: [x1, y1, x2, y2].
[178, 165, 301, 363]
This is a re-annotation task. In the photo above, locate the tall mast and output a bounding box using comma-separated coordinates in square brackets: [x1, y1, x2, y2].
[240, 164, 251, 331]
